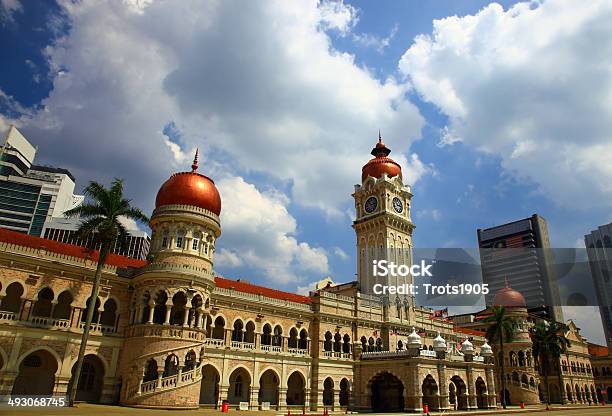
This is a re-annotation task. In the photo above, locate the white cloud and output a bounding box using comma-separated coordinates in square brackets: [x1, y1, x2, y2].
[0, 0, 22, 25]
[216, 176, 329, 284]
[3, 0, 424, 221]
[399, 0, 612, 209]
[333, 246, 349, 261]
[318, 0, 358, 36]
[353, 24, 398, 54]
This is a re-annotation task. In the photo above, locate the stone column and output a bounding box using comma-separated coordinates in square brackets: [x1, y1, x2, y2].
[147, 302, 155, 324]
[304, 387, 311, 411]
[278, 387, 287, 410]
[218, 385, 229, 409]
[334, 388, 341, 411]
[250, 385, 259, 410]
[49, 301, 57, 319]
[466, 366, 477, 409]
[485, 368, 497, 408]
[405, 366, 421, 411]
[437, 363, 450, 410]
[182, 306, 191, 327]
[164, 304, 172, 324]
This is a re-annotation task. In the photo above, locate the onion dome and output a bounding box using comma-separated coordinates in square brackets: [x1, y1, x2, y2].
[493, 278, 527, 308]
[155, 149, 222, 215]
[406, 327, 422, 347]
[460, 337, 474, 355]
[480, 339, 493, 357]
[433, 332, 447, 352]
[361, 132, 402, 182]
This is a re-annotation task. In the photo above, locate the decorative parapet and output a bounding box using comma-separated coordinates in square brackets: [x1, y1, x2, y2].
[152, 204, 220, 227]
[126, 323, 206, 341]
[0, 241, 130, 275]
[213, 286, 311, 311]
[133, 262, 211, 280]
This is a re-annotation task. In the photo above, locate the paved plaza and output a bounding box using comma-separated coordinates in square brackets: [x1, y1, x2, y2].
[0, 404, 610, 416]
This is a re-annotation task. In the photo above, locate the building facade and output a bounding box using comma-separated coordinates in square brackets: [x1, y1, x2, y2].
[477, 214, 563, 322]
[584, 222, 612, 350]
[0, 126, 83, 237]
[41, 218, 151, 260]
[0, 136, 602, 411]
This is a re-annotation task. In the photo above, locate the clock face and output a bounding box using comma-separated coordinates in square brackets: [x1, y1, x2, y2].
[392, 197, 403, 213]
[364, 196, 378, 213]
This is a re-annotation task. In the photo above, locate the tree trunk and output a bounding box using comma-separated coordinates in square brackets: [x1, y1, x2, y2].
[68, 245, 109, 406]
[500, 337, 506, 409]
[556, 358, 564, 405]
[544, 361, 550, 409]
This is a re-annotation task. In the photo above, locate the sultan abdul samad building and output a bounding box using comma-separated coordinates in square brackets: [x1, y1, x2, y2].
[0, 136, 605, 410]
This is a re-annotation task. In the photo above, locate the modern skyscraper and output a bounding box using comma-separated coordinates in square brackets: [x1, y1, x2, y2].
[584, 222, 612, 350]
[477, 214, 564, 322]
[41, 217, 151, 260]
[0, 125, 83, 236]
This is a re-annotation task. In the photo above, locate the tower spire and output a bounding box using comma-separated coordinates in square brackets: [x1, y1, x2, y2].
[191, 148, 199, 172]
[378, 129, 382, 143]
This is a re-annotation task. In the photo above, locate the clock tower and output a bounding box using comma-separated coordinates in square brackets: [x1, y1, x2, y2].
[353, 134, 415, 319]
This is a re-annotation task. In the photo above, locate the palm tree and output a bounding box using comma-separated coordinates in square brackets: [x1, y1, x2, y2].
[530, 321, 571, 410]
[484, 306, 516, 409]
[64, 179, 148, 406]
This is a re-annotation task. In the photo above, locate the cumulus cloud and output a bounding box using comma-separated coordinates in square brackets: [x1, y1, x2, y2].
[215, 176, 329, 284]
[2, 0, 424, 222]
[399, 0, 612, 209]
[0, 0, 22, 25]
[333, 246, 349, 261]
[353, 24, 398, 54]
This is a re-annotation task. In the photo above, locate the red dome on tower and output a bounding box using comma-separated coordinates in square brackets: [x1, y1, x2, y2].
[361, 133, 402, 182]
[493, 279, 527, 308]
[155, 150, 222, 215]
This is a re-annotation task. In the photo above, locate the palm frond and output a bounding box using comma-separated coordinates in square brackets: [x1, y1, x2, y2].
[64, 203, 106, 219]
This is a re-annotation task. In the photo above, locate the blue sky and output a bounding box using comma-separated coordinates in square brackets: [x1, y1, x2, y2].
[1, 0, 610, 344]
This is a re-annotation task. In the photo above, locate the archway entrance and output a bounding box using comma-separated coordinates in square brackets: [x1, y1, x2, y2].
[323, 378, 334, 407]
[259, 369, 279, 406]
[422, 375, 438, 411]
[71, 355, 105, 402]
[450, 376, 468, 410]
[228, 368, 250, 404]
[287, 372, 305, 406]
[548, 384, 560, 403]
[370, 372, 404, 412]
[12, 350, 57, 396]
[566, 384, 573, 402]
[475, 377, 487, 409]
[339, 378, 349, 407]
[199, 364, 220, 407]
[607, 387, 612, 403]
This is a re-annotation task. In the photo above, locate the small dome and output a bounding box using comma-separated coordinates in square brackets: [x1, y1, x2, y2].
[407, 327, 422, 347]
[361, 134, 402, 182]
[493, 280, 527, 308]
[155, 150, 222, 215]
[480, 340, 493, 357]
[433, 332, 447, 352]
[460, 337, 474, 355]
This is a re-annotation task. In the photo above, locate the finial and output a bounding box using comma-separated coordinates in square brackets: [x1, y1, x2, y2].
[504, 277, 509, 288]
[191, 148, 199, 172]
[378, 129, 382, 143]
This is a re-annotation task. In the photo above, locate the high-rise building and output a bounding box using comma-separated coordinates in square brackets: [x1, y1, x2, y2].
[477, 214, 563, 322]
[0, 126, 83, 236]
[584, 222, 612, 350]
[41, 217, 151, 260]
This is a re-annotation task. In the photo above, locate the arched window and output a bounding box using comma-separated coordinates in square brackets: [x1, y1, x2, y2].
[184, 350, 196, 371]
[153, 291, 168, 325]
[334, 333, 342, 352]
[53, 291, 73, 320]
[81, 297, 100, 323]
[324, 332, 333, 352]
[212, 316, 225, 340]
[397, 340, 403, 350]
[262, 324, 272, 345]
[342, 334, 351, 354]
[100, 299, 117, 328]
[272, 325, 283, 347]
[143, 359, 158, 382]
[32, 288, 54, 318]
[361, 336, 367, 351]
[232, 320, 244, 342]
[375, 338, 383, 352]
[192, 231, 201, 251]
[518, 351, 525, 366]
[161, 230, 169, 248]
[368, 337, 375, 352]
[298, 329, 308, 350]
[244, 321, 255, 344]
[176, 230, 186, 248]
[0, 282, 23, 313]
[170, 292, 187, 325]
[163, 354, 179, 377]
[288, 328, 298, 349]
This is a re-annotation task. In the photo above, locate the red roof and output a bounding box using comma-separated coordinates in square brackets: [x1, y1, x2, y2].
[215, 276, 311, 304]
[588, 343, 609, 357]
[0, 227, 147, 268]
[453, 326, 486, 337]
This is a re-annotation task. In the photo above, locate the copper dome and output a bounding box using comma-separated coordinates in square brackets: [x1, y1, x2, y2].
[493, 282, 527, 308]
[361, 134, 402, 182]
[155, 150, 222, 215]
